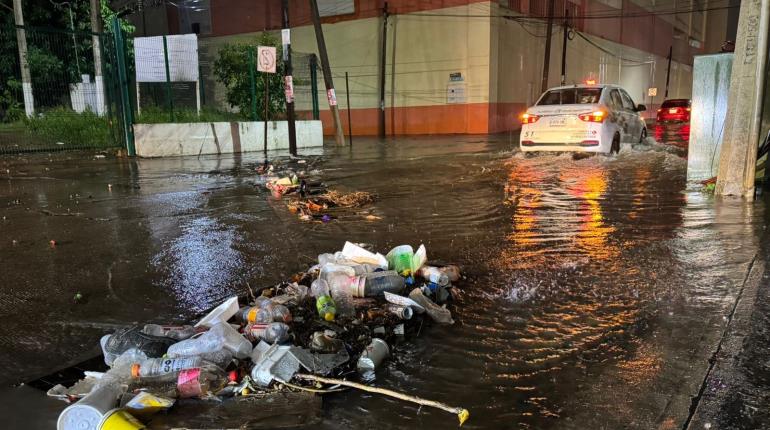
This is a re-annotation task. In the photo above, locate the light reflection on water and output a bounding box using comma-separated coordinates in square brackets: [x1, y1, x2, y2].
[0, 136, 764, 430]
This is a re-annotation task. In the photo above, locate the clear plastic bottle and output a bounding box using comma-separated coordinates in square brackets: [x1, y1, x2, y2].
[270, 304, 293, 323]
[419, 266, 450, 286]
[235, 297, 273, 324]
[319, 263, 356, 283]
[141, 324, 197, 340]
[327, 273, 359, 317]
[127, 367, 228, 399]
[364, 270, 405, 297]
[244, 322, 291, 344]
[167, 321, 252, 359]
[130, 357, 207, 378]
[311, 279, 336, 321]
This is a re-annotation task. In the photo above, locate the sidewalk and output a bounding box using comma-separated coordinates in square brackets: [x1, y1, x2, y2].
[687, 241, 770, 428]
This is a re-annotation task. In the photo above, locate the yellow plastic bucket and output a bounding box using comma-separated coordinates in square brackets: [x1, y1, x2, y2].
[98, 409, 145, 430]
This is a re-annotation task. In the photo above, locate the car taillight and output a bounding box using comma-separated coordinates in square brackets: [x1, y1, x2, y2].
[578, 111, 606, 123]
[521, 113, 540, 124]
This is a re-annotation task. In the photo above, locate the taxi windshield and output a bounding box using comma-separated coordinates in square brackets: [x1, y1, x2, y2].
[537, 88, 602, 105]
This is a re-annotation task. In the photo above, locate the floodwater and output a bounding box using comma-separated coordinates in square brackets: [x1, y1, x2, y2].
[0, 129, 766, 429]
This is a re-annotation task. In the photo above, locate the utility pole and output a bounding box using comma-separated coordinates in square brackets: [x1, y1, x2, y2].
[309, 0, 346, 146]
[560, 10, 569, 86]
[90, 0, 106, 115]
[378, 1, 388, 139]
[281, 0, 297, 155]
[664, 45, 672, 98]
[716, 0, 770, 199]
[12, 0, 34, 117]
[541, 0, 555, 93]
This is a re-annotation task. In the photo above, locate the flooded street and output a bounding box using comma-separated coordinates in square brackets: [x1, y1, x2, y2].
[1, 133, 766, 429]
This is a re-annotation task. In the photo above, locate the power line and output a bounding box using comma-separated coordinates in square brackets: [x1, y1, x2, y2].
[573, 30, 654, 65]
[398, 3, 738, 21]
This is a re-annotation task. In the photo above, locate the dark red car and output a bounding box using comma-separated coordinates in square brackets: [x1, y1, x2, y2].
[656, 99, 691, 123]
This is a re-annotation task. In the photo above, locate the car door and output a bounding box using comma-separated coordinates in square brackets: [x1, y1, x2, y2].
[619, 90, 642, 140]
[609, 89, 630, 142]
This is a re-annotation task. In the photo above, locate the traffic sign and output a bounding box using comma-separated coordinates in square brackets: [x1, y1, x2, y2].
[257, 46, 277, 73]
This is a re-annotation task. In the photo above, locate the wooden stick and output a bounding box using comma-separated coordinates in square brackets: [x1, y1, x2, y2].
[294, 373, 470, 426]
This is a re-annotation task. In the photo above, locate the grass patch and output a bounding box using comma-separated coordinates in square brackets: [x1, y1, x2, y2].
[24, 108, 114, 148]
[136, 106, 241, 124]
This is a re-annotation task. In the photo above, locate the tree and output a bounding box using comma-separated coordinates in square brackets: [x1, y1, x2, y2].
[212, 32, 286, 121]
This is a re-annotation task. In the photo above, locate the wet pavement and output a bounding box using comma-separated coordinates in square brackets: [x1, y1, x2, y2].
[1, 129, 769, 429]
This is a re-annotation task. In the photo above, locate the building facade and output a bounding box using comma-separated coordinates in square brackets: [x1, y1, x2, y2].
[124, 0, 734, 135]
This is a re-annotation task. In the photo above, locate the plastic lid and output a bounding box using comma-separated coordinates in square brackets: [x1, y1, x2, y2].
[323, 313, 335, 321]
[131, 363, 141, 378]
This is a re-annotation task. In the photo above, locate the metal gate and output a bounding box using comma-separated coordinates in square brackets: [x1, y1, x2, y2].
[0, 23, 127, 154]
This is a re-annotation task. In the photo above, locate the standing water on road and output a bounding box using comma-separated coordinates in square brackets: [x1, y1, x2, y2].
[0, 136, 765, 429]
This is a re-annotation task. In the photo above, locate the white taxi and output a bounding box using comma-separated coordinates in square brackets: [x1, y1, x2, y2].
[519, 84, 647, 154]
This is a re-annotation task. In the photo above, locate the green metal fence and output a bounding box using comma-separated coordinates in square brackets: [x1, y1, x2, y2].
[0, 24, 125, 154]
[0, 24, 320, 155]
[128, 33, 320, 126]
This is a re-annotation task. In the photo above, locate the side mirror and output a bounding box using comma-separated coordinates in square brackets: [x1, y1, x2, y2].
[636, 104, 647, 112]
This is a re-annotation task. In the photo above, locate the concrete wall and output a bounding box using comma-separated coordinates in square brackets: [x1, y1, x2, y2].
[134, 120, 323, 157]
[687, 53, 733, 181]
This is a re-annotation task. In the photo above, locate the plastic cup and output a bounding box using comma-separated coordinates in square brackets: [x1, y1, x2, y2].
[57, 384, 123, 430]
[356, 338, 390, 372]
[98, 409, 146, 430]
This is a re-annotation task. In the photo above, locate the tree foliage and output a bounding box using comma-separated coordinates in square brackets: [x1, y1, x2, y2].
[212, 32, 286, 121]
[0, 0, 133, 121]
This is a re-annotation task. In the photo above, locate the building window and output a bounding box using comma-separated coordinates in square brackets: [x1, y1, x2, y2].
[318, 0, 355, 17]
[177, 0, 212, 35]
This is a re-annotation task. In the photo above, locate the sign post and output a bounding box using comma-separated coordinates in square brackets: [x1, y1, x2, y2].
[257, 46, 277, 157]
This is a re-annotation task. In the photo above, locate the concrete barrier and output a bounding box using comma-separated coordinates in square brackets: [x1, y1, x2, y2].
[134, 120, 323, 158]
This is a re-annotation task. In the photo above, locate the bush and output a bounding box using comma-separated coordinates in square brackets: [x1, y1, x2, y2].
[213, 33, 286, 121]
[25, 108, 113, 147]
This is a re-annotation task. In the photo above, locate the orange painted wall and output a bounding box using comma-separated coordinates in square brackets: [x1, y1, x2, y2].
[304, 102, 526, 136]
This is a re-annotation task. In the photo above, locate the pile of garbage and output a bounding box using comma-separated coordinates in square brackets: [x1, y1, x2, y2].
[258, 161, 378, 222]
[51, 242, 469, 429]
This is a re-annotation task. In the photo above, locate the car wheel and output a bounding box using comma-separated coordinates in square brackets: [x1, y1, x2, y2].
[610, 134, 620, 154]
[639, 127, 647, 143]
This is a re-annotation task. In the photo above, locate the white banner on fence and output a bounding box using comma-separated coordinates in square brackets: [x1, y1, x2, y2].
[134, 34, 199, 83]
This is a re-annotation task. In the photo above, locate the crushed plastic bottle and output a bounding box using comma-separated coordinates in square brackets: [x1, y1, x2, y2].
[167, 321, 252, 359]
[141, 324, 196, 341]
[101, 326, 176, 366]
[419, 266, 449, 286]
[244, 322, 291, 344]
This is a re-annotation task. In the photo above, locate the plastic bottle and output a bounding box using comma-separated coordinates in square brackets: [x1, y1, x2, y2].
[101, 326, 176, 366]
[386, 245, 414, 275]
[419, 266, 450, 286]
[270, 304, 293, 323]
[130, 357, 207, 378]
[166, 321, 252, 359]
[235, 297, 273, 324]
[319, 263, 356, 283]
[311, 279, 336, 321]
[244, 322, 291, 344]
[127, 367, 228, 399]
[326, 274, 360, 317]
[363, 271, 405, 297]
[141, 324, 197, 341]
